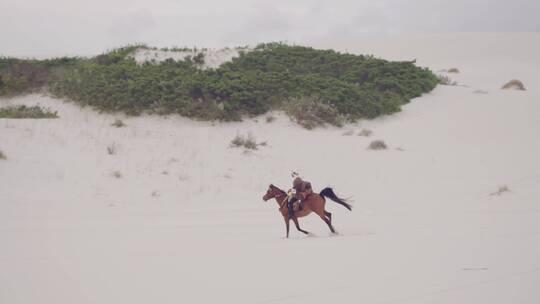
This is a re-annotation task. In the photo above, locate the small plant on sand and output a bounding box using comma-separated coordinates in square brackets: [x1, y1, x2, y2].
[489, 185, 510, 196]
[358, 129, 373, 137]
[447, 68, 460, 73]
[230, 133, 262, 150]
[473, 89, 488, 94]
[107, 142, 117, 155]
[368, 140, 387, 150]
[112, 171, 122, 178]
[111, 119, 126, 128]
[230, 134, 246, 148]
[501, 79, 526, 91]
[0, 105, 58, 118]
[243, 134, 258, 150]
[437, 75, 457, 86]
[0, 150, 6, 160]
[265, 115, 276, 123]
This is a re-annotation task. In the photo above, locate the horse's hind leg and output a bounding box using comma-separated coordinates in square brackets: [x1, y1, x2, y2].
[292, 217, 309, 235]
[324, 211, 332, 223]
[320, 215, 336, 234]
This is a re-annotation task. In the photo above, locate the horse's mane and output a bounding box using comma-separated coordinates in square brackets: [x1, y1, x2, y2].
[270, 184, 287, 195]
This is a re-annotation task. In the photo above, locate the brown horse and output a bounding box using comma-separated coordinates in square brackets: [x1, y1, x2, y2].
[262, 184, 352, 238]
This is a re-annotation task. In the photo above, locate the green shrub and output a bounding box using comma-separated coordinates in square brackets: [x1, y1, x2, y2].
[0, 105, 58, 118]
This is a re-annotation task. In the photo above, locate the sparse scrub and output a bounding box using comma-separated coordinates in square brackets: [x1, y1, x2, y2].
[368, 140, 387, 150]
[107, 142, 117, 155]
[265, 115, 276, 123]
[230, 133, 262, 150]
[437, 75, 457, 86]
[0, 150, 6, 160]
[230, 134, 246, 148]
[0, 105, 58, 118]
[243, 134, 258, 150]
[447, 68, 460, 73]
[490, 185, 510, 196]
[111, 119, 126, 128]
[501, 79, 526, 90]
[358, 129, 373, 137]
[284, 96, 344, 129]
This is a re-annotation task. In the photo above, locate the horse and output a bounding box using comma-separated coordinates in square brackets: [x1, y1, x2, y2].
[262, 184, 352, 238]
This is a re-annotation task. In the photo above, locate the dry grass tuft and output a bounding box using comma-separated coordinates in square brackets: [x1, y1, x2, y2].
[447, 68, 460, 73]
[111, 119, 126, 128]
[0, 150, 6, 160]
[438, 75, 458, 86]
[489, 185, 510, 196]
[358, 129, 373, 137]
[368, 140, 387, 150]
[501, 79, 526, 91]
[265, 115, 276, 123]
[284, 97, 344, 129]
[107, 142, 117, 155]
[230, 133, 263, 150]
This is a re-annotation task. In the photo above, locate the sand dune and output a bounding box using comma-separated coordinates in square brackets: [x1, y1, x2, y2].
[1, 33, 540, 304]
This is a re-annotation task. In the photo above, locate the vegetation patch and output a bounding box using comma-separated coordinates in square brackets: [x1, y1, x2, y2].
[230, 133, 263, 150]
[358, 128, 373, 137]
[111, 119, 126, 128]
[447, 68, 460, 73]
[368, 140, 387, 150]
[2, 43, 438, 126]
[0, 104, 58, 118]
[0, 150, 6, 160]
[284, 96, 345, 129]
[489, 185, 510, 196]
[501, 79, 525, 90]
[437, 75, 457, 86]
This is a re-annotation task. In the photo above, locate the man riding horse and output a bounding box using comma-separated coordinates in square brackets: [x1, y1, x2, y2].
[287, 172, 313, 218]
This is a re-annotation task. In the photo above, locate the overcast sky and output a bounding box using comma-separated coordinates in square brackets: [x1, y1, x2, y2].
[1, 0, 539, 57]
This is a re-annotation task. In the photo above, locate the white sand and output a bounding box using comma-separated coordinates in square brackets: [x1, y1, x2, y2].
[1, 33, 540, 303]
[129, 47, 248, 69]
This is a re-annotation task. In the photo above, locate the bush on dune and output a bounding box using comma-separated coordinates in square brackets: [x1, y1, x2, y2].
[0, 105, 58, 118]
[2, 43, 439, 127]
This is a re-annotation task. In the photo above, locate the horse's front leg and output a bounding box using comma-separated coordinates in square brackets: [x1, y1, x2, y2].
[284, 217, 290, 238]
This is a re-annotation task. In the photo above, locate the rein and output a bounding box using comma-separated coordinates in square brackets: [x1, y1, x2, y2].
[274, 190, 290, 210]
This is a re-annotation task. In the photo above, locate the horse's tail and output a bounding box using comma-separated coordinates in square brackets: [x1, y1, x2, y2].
[319, 187, 352, 211]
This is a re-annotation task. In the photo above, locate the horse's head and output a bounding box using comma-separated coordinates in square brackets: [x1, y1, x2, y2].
[263, 184, 283, 201]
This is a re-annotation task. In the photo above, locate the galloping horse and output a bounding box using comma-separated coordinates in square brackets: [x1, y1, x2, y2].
[262, 184, 352, 237]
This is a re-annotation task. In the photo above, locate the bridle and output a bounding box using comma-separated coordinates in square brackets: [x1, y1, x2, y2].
[270, 187, 289, 209]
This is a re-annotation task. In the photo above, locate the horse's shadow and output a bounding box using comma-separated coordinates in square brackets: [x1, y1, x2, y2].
[283, 231, 374, 240]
